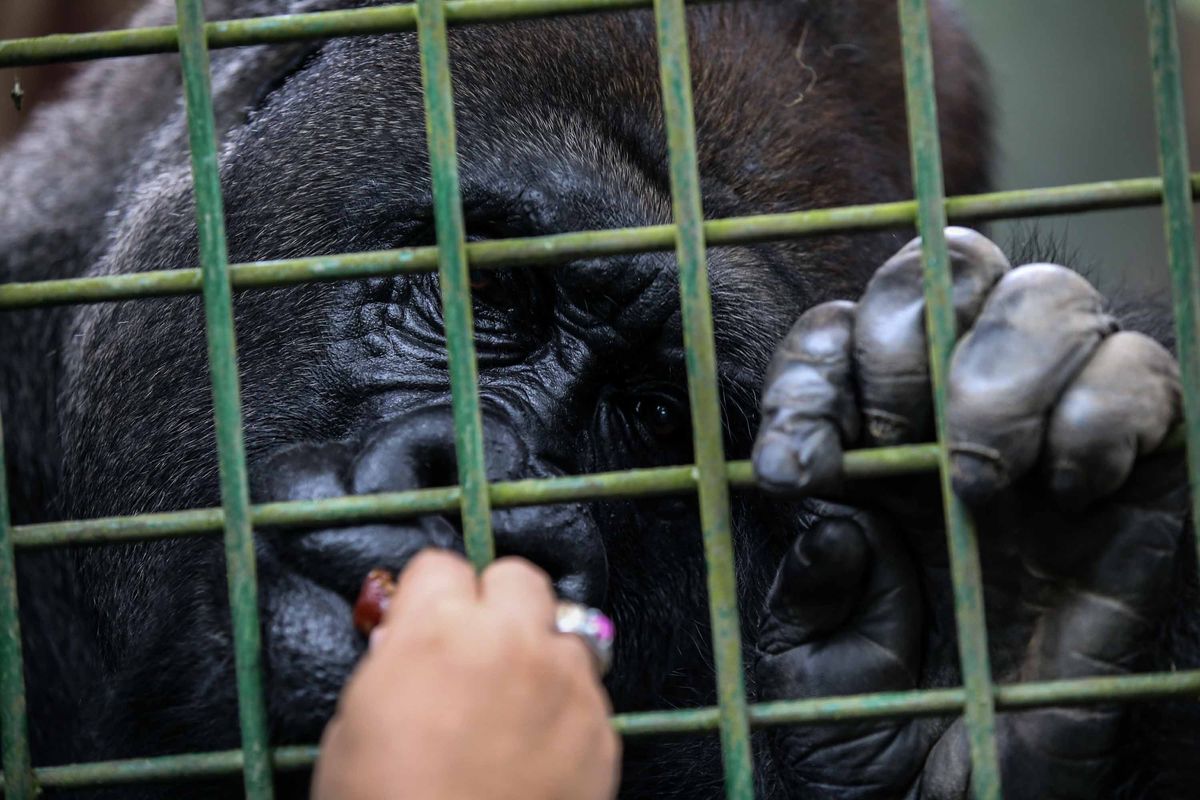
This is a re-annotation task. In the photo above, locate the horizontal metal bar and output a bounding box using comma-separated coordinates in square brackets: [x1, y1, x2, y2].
[10, 669, 1199, 789]
[2, 174, 1196, 312]
[0, 0, 687, 68]
[10, 429, 1188, 548]
[9, 444, 941, 548]
[29, 746, 318, 789]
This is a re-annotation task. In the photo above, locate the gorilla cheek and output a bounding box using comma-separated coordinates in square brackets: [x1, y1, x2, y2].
[262, 572, 363, 741]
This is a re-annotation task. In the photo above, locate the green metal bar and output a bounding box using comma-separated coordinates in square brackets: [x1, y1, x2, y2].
[1147, 0, 1200, 583]
[174, 1, 273, 797]
[0, 416, 33, 799]
[5, 428, 1184, 550]
[0, 0, 704, 68]
[8, 443, 940, 549]
[9, 668, 1200, 789]
[898, 1, 1001, 797]
[31, 746, 319, 789]
[651, 0, 754, 796]
[5, 173, 1198, 312]
[416, 0, 495, 569]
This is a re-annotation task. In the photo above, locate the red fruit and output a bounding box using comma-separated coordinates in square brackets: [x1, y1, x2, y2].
[353, 568, 397, 636]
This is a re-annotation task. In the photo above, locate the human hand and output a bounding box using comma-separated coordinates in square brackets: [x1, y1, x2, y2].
[312, 550, 621, 800]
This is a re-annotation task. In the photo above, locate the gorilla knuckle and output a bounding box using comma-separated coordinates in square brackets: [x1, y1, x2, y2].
[987, 263, 1110, 324]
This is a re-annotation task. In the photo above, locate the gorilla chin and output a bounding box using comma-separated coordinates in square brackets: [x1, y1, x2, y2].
[1, 0, 1197, 798]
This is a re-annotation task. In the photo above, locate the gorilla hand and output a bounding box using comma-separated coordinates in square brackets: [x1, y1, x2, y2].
[752, 228, 1188, 797]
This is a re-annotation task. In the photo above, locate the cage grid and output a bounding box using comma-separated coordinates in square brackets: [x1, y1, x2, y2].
[0, 0, 1197, 798]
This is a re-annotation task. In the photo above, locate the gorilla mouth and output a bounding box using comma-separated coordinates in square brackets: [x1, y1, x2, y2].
[274, 516, 462, 614]
[272, 506, 606, 617]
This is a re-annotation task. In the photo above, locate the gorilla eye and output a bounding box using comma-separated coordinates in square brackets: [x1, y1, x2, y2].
[469, 270, 493, 291]
[634, 395, 688, 441]
[469, 269, 520, 312]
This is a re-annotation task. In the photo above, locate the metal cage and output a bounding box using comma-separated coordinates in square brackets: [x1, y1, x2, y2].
[0, 0, 1198, 797]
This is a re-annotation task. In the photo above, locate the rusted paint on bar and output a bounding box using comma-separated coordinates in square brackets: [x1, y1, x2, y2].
[651, 0, 755, 795]
[0, 0, 691, 68]
[4, 174, 1196, 312]
[416, 0, 496, 569]
[174, 1, 273, 796]
[9, 669, 1200, 788]
[1147, 0, 1200, 591]
[898, 0, 1001, 796]
[0, 415, 34, 799]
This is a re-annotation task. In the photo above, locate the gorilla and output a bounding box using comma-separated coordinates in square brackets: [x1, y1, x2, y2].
[0, 0, 1197, 797]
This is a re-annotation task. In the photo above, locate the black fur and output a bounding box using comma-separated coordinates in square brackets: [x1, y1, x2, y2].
[1, 1, 1194, 797]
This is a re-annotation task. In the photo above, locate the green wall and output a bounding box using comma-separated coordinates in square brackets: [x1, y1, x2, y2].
[962, 0, 1198, 295]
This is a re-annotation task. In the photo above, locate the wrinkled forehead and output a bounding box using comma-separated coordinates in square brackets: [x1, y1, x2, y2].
[214, 3, 827, 357]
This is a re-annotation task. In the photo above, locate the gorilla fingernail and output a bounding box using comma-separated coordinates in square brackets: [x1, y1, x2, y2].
[950, 446, 1009, 506]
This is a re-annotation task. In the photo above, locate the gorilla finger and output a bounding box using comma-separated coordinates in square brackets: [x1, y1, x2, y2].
[947, 264, 1118, 504]
[763, 505, 921, 668]
[758, 507, 924, 711]
[760, 516, 870, 651]
[754, 300, 858, 495]
[998, 707, 1120, 799]
[842, 507, 923, 671]
[1045, 332, 1181, 509]
[918, 711, 1120, 800]
[855, 228, 1010, 446]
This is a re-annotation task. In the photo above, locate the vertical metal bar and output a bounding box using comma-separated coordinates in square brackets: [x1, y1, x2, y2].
[897, 1, 1001, 797]
[650, 0, 754, 797]
[174, 1, 273, 797]
[0, 416, 34, 799]
[1147, 0, 1200, 577]
[416, 0, 495, 569]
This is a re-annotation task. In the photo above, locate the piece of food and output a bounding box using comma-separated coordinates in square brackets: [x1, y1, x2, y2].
[353, 568, 397, 636]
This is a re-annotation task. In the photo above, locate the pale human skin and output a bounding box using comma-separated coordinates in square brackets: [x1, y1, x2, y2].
[312, 550, 621, 800]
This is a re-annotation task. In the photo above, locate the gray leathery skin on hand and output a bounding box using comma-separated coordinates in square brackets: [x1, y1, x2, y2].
[1044, 331, 1181, 509]
[854, 227, 1010, 447]
[946, 264, 1119, 504]
[753, 228, 1193, 799]
[914, 458, 1186, 800]
[753, 300, 859, 494]
[756, 502, 936, 797]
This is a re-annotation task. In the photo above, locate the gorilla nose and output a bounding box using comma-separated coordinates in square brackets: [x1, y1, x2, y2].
[351, 409, 469, 495]
[350, 409, 608, 608]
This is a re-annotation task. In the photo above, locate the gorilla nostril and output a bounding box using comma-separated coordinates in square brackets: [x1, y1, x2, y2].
[351, 411, 461, 495]
[415, 442, 459, 490]
[346, 413, 606, 602]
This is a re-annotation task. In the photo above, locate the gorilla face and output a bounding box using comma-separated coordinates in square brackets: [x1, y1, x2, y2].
[1, 0, 991, 792]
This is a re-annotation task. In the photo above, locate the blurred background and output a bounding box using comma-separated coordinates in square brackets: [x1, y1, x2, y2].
[1, 0, 1197, 294]
[0, 0, 138, 141]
